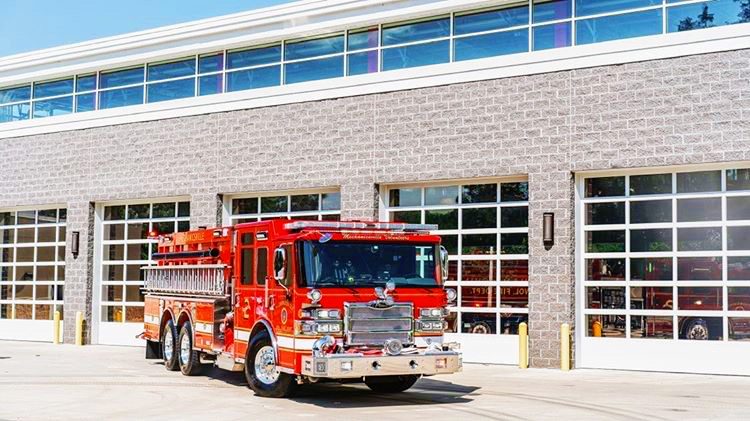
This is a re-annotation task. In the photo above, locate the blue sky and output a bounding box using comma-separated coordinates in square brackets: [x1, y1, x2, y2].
[0, 0, 293, 58]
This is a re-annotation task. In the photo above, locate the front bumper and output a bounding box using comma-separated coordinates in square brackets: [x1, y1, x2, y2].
[301, 350, 461, 379]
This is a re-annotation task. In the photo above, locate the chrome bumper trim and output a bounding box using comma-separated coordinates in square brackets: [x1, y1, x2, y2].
[301, 351, 461, 379]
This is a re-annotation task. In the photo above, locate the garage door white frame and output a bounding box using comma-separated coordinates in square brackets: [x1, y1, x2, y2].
[92, 197, 190, 346]
[380, 178, 529, 365]
[575, 163, 750, 375]
[0, 206, 66, 343]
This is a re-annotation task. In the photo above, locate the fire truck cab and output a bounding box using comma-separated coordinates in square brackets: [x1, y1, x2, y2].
[141, 220, 461, 397]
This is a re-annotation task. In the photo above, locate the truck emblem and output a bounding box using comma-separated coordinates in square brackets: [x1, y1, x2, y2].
[319, 233, 332, 243]
[280, 308, 288, 325]
[373, 281, 396, 307]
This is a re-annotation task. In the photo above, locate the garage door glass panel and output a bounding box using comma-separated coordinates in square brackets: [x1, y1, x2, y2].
[630, 173, 672, 195]
[630, 316, 673, 339]
[586, 202, 625, 225]
[425, 210, 458, 229]
[727, 169, 750, 191]
[677, 198, 722, 222]
[386, 180, 529, 337]
[587, 315, 626, 337]
[583, 168, 750, 342]
[0, 208, 66, 322]
[587, 258, 626, 281]
[99, 202, 189, 324]
[677, 170, 722, 193]
[631, 258, 672, 281]
[585, 176, 625, 198]
[727, 197, 750, 220]
[587, 230, 625, 253]
[230, 191, 341, 224]
[630, 229, 672, 252]
[729, 257, 750, 280]
[630, 200, 672, 224]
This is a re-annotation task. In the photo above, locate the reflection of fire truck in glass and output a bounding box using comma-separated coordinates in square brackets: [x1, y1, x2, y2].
[460, 286, 528, 334]
[589, 257, 750, 340]
[140, 220, 461, 398]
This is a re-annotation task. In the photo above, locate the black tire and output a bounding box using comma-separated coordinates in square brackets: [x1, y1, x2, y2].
[161, 319, 179, 371]
[178, 324, 203, 376]
[244, 330, 295, 398]
[364, 375, 420, 393]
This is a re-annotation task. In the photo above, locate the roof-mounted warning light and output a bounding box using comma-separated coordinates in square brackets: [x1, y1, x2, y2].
[284, 221, 438, 232]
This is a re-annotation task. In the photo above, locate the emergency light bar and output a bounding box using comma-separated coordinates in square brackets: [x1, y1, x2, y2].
[284, 221, 438, 232]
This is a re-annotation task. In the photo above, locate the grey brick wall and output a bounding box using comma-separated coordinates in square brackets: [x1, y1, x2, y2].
[1, 49, 749, 367]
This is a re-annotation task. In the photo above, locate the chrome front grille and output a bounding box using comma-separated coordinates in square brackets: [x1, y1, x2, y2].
[345, 303, 413, 346]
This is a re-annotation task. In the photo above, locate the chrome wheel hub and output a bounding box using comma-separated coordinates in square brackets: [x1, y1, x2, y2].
[688, 324, 708, 340]
[164, 331, 174, 361]
[254, 345, 280, 385]
[180, 333, 191, 365]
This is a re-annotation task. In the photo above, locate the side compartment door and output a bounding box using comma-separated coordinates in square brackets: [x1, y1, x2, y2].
[233, 229, 255, 356]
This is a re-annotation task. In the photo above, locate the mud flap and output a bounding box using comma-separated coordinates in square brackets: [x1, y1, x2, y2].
[145, 340, 162, 359]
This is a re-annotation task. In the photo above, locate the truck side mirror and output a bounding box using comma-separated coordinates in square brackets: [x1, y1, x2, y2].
[440, 245, 449, 281]
[274, 246, 292, 299]
[274, 247, 287, 283]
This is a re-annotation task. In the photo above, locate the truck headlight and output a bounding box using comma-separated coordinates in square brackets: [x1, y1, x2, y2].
[417, 319, 443, 331]
[316, 309, 341, 319]
[312, 321, 342, 334]
[421, 308, 444, 318]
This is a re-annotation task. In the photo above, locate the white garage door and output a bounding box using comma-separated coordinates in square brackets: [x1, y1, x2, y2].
[577, 166, 750, 375]
[94, 200, 190, 346]
[0, 207, 66, 342]
[382, 180, 529, 364]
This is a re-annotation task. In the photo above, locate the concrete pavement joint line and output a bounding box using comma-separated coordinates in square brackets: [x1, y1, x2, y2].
[366, 391, 523, 421]
[490, 392, 665, 421]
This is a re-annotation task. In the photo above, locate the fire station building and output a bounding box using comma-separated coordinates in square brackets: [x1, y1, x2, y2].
[1, 0, 750, 375]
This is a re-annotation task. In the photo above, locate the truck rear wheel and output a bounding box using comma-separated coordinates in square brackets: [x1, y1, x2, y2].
[244, 331, 294, 398]
[364, 375, 420, 393]
[161, 319, 179, 371]
[178, 324, 203, 376]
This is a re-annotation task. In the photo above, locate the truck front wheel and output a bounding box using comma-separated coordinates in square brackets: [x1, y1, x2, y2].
[161, 319, 179, 371]
[245, 331, 294, 398]
[364, 375, 420, 393]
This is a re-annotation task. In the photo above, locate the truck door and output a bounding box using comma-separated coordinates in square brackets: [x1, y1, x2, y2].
[269, 243, 295, 368]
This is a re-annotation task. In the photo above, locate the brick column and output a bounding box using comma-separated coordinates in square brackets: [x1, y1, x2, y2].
[190, 192, 222, 229]
[527, 170, 575, 368]
[62, 201, 96, 344]
[340, 182, 378, 221]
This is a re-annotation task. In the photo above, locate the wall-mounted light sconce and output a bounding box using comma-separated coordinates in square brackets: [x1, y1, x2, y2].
[543, 213, 555, 247]
[71, 231, 80, 259]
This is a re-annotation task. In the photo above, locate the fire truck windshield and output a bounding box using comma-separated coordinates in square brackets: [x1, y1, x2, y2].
[299, 241, 440, 288]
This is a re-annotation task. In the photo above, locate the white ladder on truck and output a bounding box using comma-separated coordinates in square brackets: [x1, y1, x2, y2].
[142, 265, 226, 296]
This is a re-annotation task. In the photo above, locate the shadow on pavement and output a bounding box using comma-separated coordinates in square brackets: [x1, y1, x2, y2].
[290, 377, 478, 408]
[195, 363, 478, 407]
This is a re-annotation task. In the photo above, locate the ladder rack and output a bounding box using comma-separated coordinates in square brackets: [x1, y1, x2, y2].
[143, 265, 226, 296]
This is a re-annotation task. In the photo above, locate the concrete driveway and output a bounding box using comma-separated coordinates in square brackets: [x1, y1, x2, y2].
[0, 340, 748, 420]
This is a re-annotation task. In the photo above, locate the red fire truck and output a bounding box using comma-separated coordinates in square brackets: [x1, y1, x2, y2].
[140, 220, 461, 397]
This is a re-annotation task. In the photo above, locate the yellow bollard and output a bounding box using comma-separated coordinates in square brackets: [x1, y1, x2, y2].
[518, 322, 528, 369]
[53, 311, 61, 344]
[75, 311, 84, 346]
[561, 323, 571, 371]
[592, 320, 602, 337]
